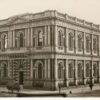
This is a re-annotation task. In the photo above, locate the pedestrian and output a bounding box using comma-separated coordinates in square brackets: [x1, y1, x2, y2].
[89, 83, 93, 90]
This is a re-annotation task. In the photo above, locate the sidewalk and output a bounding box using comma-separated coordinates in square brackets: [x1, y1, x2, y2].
[0, 84, 100, 96]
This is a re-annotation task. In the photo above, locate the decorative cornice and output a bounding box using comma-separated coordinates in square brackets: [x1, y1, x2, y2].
[0, 10, 99, 31]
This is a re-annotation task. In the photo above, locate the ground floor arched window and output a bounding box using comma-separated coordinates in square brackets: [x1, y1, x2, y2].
[38, 63, 43, 79]
[86, 63, 90, 77]
[58, 62, 64, 79]
[93, 62, 98, 77]
[34, 61, 44, 80]
[78, 63, 83, 78]
[68, 63, 74, 78]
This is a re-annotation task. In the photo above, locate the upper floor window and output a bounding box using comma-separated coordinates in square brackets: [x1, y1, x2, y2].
[58, 30, 64, 47]
[86, 34, 91, 52]
[93, 36, 98, 53]
[38, 30, 43, 47]
[15, 30, 25, 48]
[15, 37, 18, 48]
[77, 33, 83, 51]
[68, 32, 74, 51]
[1, 33, 8, 50]
[19, 33, 24, 48]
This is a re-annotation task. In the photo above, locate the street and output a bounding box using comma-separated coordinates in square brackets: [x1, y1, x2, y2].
[68, 90, 100, 97]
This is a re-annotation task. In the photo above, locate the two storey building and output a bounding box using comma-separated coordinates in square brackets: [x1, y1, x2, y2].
[0, 10, 100, 90]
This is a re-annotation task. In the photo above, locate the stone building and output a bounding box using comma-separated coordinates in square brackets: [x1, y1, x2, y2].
[0, 10, 100, 90]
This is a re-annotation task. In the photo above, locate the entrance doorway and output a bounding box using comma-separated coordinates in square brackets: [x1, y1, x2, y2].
[19, 71, 24, 85]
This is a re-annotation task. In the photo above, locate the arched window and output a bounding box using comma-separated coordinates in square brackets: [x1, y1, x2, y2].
[58, 30, 64, 47]
[86, 63, 90, 77]
[86, 35, 90, 52]
[68, 63, 74, 78]
[1, 34, 8, 50]
[37, 62, 43, 79]
[78, 63, 83, 78]
[38, 30, 43, 46]
[93, 37, 97, 53]
[19, 33, 24, 47]
[58, 62, 64, 79]
[69, 32, 74, 50]
[78, 34, 83, 51]
[15, 38, 17, 48]
[93, 63, 98, 77]
[4, 35, 7, 49]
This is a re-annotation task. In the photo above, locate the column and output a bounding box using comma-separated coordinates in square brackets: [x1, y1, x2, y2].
[75, 30, 77, 54]
[54, 58, 58, 79]
[13, 30, 15, 48]
[30, 27, 33, 47]
[83, 61, 86, 85]
[47, 26, 50, 46]
[44, 26, 47, 46]
[27, 28, 30, 47]
[66, 28, 68, 53]
[54, 58, 58, 89]
[99, 61, 100, 82]
[83, 32, 85, 54]
[75, 60, 78, 86]
[25, 28, 27, 48]
[48, 59, 50, 79]
[30, 59, 33, 79]
[66, 59, 69, 86]
[54, 25, 57, 49]
[91, 60, 94, 84]
[8, 60, 11, 78]
[8, 30, 12, 49]
[45, 59, 47, 79]
[84, 32, 86, 54]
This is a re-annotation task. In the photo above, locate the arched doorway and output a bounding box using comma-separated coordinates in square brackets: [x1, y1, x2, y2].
[19, 65, 24, 85]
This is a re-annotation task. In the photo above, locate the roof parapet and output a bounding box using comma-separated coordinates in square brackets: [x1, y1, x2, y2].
[0, 10, 99, 31]
[55, 10, 99, 30]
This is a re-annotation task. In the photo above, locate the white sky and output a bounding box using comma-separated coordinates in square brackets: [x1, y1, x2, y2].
[0, 0, 100, 24]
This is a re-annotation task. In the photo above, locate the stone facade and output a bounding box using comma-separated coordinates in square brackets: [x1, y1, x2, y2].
[0, 10, 100, 90]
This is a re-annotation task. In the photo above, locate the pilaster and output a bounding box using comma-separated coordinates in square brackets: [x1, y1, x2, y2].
[8, 60, 11, 78]
[30, 27, 33, 47]
[25, 28, 27, 48]
[27, 28, 30, 47]
[30, 59, 33, 79]
[45, 59, 47, 79]
[13, 30, 15, 48]
[83, 61, 86, 85]
[99, 61, 100, 82]
[91, 60, 94, 84]
[54, 58, 58, 89]
[75, 60, 78, 86]
[75, 30, 77, 54]
[66, 59, 69, 86]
